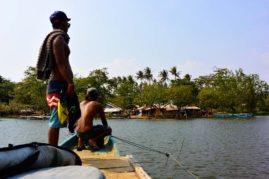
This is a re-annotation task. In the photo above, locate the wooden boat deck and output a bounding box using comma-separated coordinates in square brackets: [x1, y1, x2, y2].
[60, 135, 151, 179]
[75, 150, 151, 179]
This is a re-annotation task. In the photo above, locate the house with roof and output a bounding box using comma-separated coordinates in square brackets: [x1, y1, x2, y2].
[104, 103, 124, 118]
[180, 106, 201, 118]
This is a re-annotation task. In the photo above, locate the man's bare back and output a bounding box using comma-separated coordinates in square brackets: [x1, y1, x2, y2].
[75, 87, 111, 150]
[76, 100, 107, 133]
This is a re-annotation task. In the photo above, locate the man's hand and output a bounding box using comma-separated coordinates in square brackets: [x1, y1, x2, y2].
[66, 83, 74, 97]
[105, 126, 112, 135]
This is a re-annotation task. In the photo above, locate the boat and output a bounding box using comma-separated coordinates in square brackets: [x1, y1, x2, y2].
[19, 115, 50, 120]
[212, 113, 233, 118]
[232, 113, 254, 118]
[213, 113, 254, 119]
[59, 134, 151, 179]
[129, 115, 152, 119]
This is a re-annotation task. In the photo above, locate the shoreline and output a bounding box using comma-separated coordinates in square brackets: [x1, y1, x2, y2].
[2, 114, 268, 121]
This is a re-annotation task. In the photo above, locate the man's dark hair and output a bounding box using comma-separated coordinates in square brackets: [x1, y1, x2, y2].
[52, 23, 61, 29]
[85, 87, 99, 101]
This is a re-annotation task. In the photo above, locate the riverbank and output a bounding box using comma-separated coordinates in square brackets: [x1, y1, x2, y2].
[0, 114, 49, 120]
[1, 111, 268, 121]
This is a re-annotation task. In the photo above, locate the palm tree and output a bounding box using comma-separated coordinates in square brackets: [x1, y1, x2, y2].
[127, 75, 135, 84]
[159, 69, 169, 86]
[144, 67, 153, 84]
[170, 66, 180, 80]
[136, 70, 144, 84]
[183, 74, 191, 82]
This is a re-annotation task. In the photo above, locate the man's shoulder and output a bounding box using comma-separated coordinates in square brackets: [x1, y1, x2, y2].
[49, 30, 70, 44]
[47, 31, 65, 43]
[85, 101, 103, 109]
[88, 100, 102, 106]
[53, 35, 65, 45]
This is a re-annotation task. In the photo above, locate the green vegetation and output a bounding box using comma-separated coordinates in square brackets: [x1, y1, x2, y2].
[0, 66, 269, 116]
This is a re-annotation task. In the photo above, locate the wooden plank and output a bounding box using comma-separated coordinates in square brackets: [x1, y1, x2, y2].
[74, 146, 119, 158]
[69, 137, 151, 179]
[128, 155, 152, 179]
[78, 155, 151, 179]
[102, 171, 140, 179]
[82, 158, 134, 172]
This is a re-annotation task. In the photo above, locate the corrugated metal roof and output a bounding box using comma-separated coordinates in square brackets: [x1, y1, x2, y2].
[104, 108, 122, 113]
[181, 106, 200, 110]
[162, 104, 178, 111]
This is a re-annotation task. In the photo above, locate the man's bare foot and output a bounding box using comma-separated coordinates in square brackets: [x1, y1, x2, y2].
[89, 139, 100, 150]
[77, 138, 86, 151]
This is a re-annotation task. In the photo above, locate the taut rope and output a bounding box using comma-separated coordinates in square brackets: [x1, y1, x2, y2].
[111, 135, 199, 179]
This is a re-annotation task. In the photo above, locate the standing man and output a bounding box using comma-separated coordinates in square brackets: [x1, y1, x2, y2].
[76, 87, 112, 150]
[37, 11, 80, 145]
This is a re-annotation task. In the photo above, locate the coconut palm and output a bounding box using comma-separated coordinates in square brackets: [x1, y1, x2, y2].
[136, 70, 144, 84]
[144, 67, 153, 84]
[183, 74, 191, 82]
[127, 75, 135, 84]
[170, 66, 180, 80]
[159, 69, 169, 86]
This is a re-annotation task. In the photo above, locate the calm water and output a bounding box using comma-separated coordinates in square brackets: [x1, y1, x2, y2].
[1, 116, 269, 179]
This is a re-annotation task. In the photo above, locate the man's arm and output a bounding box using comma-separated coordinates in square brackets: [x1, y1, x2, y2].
[53, 35, 74, 96]
[98, 105, 108, 127]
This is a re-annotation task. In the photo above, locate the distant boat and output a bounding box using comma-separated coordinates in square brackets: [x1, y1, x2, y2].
[213, 113, 254, 119]
[20, 115, 50, 120]
[232, 113, 254, 118]
[129, 115, 152, 119]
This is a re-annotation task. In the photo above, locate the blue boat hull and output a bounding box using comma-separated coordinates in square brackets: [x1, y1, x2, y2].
[59, 135, 119, 157]
[213, 113, 254, 119]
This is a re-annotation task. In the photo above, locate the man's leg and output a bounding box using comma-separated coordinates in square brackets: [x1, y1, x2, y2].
[77, 137, 86, 151]
[89, 126, 112, 149]
[48, 128, 59, 145]
[76, 132, 87, 151]
[91, 127, 112, 142]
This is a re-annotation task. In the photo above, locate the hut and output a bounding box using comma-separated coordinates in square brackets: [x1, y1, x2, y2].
[180, 106, 201, 118]
[161, 103, 179, 118]
[104, 103, 123, 118]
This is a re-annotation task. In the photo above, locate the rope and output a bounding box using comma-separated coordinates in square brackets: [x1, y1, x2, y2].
[169, 155, 199, 179]
[111, 135, 169, 157]
[172, 138, 185, 178]
[111, 135, 199, 179]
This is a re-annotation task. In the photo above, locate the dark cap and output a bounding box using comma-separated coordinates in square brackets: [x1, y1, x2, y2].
[86, 87, 99, 99]
[50, 11, 71, 24]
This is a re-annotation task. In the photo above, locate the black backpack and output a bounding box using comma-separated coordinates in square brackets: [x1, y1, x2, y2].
[0, 142, 81, 178]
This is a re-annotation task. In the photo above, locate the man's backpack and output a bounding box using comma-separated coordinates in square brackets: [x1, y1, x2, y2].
[0, 142, 81, 178]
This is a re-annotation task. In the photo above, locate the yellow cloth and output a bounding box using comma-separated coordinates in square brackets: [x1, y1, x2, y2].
[58, 100, 69, 124]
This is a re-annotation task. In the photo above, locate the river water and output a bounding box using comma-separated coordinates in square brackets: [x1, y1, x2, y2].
[0, 116, 269, 179]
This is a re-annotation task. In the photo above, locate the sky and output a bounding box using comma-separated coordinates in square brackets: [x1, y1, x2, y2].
[0, 0, 268, 83]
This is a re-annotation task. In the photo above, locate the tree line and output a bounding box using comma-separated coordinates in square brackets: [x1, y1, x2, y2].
[0, 66, 269, 115]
